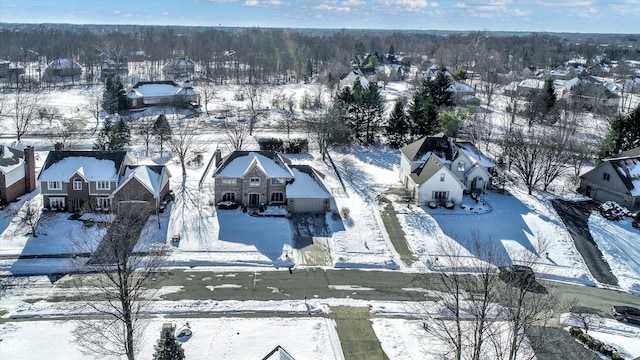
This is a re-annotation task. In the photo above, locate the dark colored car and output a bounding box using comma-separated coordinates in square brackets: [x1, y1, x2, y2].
[498, 265, 535, 285]
[611, 306, 640, 324]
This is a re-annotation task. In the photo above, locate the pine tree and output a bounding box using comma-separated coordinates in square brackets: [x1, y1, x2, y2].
[101, 76, 129, 115]
[408, 91, 438, 140]
[386, 100, 409, 148]
[92, 116, 131, 151]
[93, 118, 113, 150]
[430, 68, 454, 108]
[153, 331, 185, 360]
[304, 59, 313, 84]
[597, 105, 640, 162]
[153, 114, 172, 157]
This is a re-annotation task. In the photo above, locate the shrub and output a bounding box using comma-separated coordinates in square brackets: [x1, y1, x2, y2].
[341, 207, 350, 219]
[633, 212, 640, 228]
[258, 137, 284, 151]
[612, 352, 625, 360]
[599, 201, 629, 221]
[569, 326, 583, 337]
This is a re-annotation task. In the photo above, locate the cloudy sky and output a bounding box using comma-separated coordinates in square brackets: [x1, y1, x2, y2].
[0, 0, 638, 34]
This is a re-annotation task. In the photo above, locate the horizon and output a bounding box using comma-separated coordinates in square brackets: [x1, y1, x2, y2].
[0, 0, 639, 35]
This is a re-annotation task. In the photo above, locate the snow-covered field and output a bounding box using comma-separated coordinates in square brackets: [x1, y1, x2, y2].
[1, 83, 640, 359]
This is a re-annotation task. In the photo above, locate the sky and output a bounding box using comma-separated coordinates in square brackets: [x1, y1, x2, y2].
[0, 0, 639, 34]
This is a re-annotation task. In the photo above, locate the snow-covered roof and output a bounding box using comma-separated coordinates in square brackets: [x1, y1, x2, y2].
[286, 168, 330, 199]
[448, 82, 474, 93]
[0, 146, 24, 174]
[127, 81, 184, 98]
[38, 151, 129, 182]
[456, 142, 496, 169]
[215, 152, 293, 179]
[610, 157, 640, 196]
[39, 157, 118, 182]
[116, 165, 167, 197]
[518, 78, 545, 89]
[47, 58, 82, 70]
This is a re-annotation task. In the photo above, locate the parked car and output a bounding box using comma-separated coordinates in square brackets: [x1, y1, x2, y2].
[611, 306, 640, 324]
[498, 265, 535, 285]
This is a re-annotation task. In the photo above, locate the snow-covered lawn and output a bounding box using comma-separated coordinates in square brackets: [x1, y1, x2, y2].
[0, 317, 344, 360]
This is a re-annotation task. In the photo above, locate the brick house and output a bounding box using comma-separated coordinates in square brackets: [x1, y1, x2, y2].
[212, 151, 332, 213]
[126, 81, 199, 110]
[0, 145, 36, 205]
[38, 151, 170, 213]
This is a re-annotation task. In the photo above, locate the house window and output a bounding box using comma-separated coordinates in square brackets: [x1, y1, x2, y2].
[132, 99, 138, 107]
[221, 178, 237, 185]
[48, 181, 62, 190]
[222, 192, 236, 202]
[96, 181, 111, 190]
[270, 192, 284, 203]
[457, 161, 466, 172]
[49, 197, 65, 209]
[440, 173, 445, 182]
[433, 191, 449, 200]
[249, 177, 260, 187]
[73, 179, 83, 191]
[271, 178, 285, 185]
[96, 197, 111, 210]
[603, 173, 610, 181]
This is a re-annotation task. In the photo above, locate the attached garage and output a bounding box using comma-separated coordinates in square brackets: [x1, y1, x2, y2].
[286, 167, 332, 213]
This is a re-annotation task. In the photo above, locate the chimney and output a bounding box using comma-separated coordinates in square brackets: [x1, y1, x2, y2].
[54, 142, 63, 151]
[24, 146, 36, 193]
[213, 148, 222, 168]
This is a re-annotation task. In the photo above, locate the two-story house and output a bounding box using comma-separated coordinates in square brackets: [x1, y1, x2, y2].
[212, 151, 332, 213]
[578, 148, 640, 211]
[38, 151, 171, 213]
[0, 145, 36, 205]
[399, 134, 494, 205]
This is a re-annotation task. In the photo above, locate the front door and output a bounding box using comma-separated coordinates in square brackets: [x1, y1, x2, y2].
[249, 193, 260, 206]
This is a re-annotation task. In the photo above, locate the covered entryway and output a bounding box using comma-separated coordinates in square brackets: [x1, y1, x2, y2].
[248, 193, 260, 206]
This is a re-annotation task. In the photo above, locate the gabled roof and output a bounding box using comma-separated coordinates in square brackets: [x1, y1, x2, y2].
[609, 156, 640, 196]
[286, 166, 331, 199]
[213, 151, 293, 179]
[38, 151, 128, 181]
[410, 154, 465, 189]
[400, 134, 455, 163]
[262, 345, 295, 360]
[0, 146, 24, 174]
[455, 142, 495, 169]
[115, 165, 169, 198]
[608, 146, 640, 160]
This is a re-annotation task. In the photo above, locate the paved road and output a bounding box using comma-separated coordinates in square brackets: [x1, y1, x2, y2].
[551, 199, 618, 286]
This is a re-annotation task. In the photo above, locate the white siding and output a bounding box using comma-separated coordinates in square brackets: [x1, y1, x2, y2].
[417, 168, 464, 204]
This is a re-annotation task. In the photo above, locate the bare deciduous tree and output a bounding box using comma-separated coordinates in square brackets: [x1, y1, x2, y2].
[242, 82, 265, 135]
[50, 119, 80, 151]
[10, 89, 42, 142]
[168, 119, 198, 177]
[221, 117, 250, 152]
[12, 197, 51, 238]
[71, 204, 168, 360]
[83, 88, 103, 131]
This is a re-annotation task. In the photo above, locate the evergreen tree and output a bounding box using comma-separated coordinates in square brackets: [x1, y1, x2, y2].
[93, 118, 113, 150]
[101, 76, 128, 115]
[304, 58, 313, 84]
[430, 68, 454, 108]
[335, 78, 383, 145]
[386, 100, 409, 148]
[153, 114, 173, 157]
[597, 105, 640, 162]
[93, 116, 131, 151]
[153, 331, 185, 360]
[437, 109, 467, 138]
[408, 90, 439, 140]
[543, 78, 557, 112]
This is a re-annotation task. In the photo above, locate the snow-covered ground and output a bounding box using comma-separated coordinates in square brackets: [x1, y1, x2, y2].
[2, 83, 640, 359]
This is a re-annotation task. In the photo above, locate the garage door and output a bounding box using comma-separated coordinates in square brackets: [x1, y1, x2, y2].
[290, 198, 325, 213]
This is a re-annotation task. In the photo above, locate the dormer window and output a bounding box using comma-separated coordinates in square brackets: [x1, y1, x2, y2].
[73, 179, 83, 190]
[271, 178, 285, 185]
[457, 161, 466, 172]
[249, 177, 260, 187]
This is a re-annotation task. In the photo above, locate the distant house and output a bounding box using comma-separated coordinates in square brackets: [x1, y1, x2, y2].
[212, 151, 332, 213]
[100, 58, 128, 81]
[578, 150, 640, 211]
[163, 58, 195, 81]
[43, 58, 82, 83]
[0, 146, 36, 205]
[38, 151, 170, 213]
[337, 70, 370, 91]
[399, 134, 494, 205]
[126, 81, 199, 110]
[448, 82, 481, 106]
